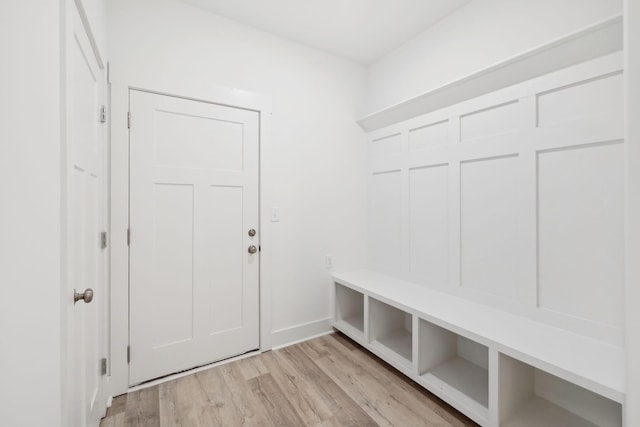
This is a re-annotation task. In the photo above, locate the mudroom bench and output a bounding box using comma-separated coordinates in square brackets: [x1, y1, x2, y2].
[332, 270, 625, 427]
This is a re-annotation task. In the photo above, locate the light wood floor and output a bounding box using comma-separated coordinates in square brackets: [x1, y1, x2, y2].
[101, 332, 478, 427]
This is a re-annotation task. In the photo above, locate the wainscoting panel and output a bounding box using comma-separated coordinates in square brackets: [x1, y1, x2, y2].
[537, 141, 624, 328]
[409, 120, 449, 151]
[365, 52, 624, 344]
[409, 164, 449, 287]
[460, 155, 519, 299]
[369, 170, 403, 276]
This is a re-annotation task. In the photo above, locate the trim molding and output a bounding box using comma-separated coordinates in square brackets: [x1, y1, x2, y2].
[73, 0, 104, 69]
[108, 80, 273, 397]
[271, 318, 333, 349]
[358, 14, 623, 132]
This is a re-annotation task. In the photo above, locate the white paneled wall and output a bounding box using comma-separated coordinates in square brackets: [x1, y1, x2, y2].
[537, 142, 624, 327]
[366, 52, 624, 344]
[369, 169, 403, 275]
[409, 165, 449, 286]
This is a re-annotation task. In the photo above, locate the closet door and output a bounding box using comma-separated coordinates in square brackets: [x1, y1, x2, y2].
[64, 3, 108, 426]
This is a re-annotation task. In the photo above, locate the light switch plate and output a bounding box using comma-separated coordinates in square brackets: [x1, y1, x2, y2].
[326, 255, 333, 269]
[271, 207, 280, 222]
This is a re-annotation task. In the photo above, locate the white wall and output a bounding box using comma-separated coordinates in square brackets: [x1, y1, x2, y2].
[625, 0, 640, 424]
[0, 1, 62, 426]
[107, 0, 368, 393]
[367, 0, 622, 113]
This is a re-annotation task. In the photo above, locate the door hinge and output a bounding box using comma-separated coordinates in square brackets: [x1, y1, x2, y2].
[100, 231, 108, 249]
[127, 228, 131, 246]
[99, 105, 107, 123]
[127, 112, 131, 129]
[127, 346, 131, 364]
[100, 358, 108, 376]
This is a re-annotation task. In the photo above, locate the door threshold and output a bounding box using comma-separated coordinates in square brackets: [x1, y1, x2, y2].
[127, 349, 261, 392]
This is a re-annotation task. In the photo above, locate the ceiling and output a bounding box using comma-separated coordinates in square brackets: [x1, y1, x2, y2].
[181, 0, 471, 64]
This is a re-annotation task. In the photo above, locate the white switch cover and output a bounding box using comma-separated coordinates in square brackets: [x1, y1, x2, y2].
[325, 255, 333, 269]
[271, 207, 280, 222]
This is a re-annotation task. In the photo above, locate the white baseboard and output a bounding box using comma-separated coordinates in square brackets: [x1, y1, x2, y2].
[271, 317, 333, 349]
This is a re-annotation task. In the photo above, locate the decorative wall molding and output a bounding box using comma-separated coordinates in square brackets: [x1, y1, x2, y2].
[366, 52, 625, 345]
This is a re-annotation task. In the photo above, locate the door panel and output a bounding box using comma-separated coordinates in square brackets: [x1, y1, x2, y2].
[154, 110, 245, 171]
[204, 186, 244, 334]
[151, 183, 194, 348]
[129, 90, 260, 385]
[65, 3, 106, 426]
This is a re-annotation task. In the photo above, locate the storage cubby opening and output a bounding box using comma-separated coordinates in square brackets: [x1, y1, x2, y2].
[499, 354, 622, 427]
[369, 298, 413, 365]
[418, 319, 489, 408]
[335, 283, 365, 333]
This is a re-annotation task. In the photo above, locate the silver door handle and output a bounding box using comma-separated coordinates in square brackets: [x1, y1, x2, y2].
[248, 245, 258, 254]
[74, 288, 94, 304]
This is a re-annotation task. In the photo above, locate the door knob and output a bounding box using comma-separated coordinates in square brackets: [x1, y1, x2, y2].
[248, 229, 256, 237]
[248, 245, 258, 254]
[74, 288, 94, 304]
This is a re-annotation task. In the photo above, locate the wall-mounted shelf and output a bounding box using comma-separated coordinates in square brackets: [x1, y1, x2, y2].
[357, 14, 622, 132]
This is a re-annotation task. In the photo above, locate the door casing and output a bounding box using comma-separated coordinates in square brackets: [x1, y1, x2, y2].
[108, 81, 273, 396]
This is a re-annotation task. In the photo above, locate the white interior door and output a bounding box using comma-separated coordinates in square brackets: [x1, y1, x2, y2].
[64, 3, 107, 426]
[129, 90, 260, 385]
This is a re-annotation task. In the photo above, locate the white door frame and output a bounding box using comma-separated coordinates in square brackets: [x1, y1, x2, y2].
[624, 1, 640, 425]
[108, 79, 273, 396]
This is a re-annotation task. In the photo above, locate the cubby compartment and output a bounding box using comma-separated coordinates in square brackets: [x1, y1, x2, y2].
[334, 283, 365, 340]
[498, 353, 622, 427]
[417, 319, 489, 421]
[333, 270, 626, 427]
[369, 298, 413, 368]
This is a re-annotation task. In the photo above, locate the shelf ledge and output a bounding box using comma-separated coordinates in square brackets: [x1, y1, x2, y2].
[502, 396, 598, 427]
[419, 369, 489, 425]
[358, 14, 623, 132]
[427, 356, 489, 407]
[372, 330, 413, 364]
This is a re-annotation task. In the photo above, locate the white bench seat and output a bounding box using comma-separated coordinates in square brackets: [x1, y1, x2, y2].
[332, 269, 625, 426]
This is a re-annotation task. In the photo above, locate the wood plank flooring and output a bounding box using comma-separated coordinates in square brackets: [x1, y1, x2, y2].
[101, 333, 478, 427]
